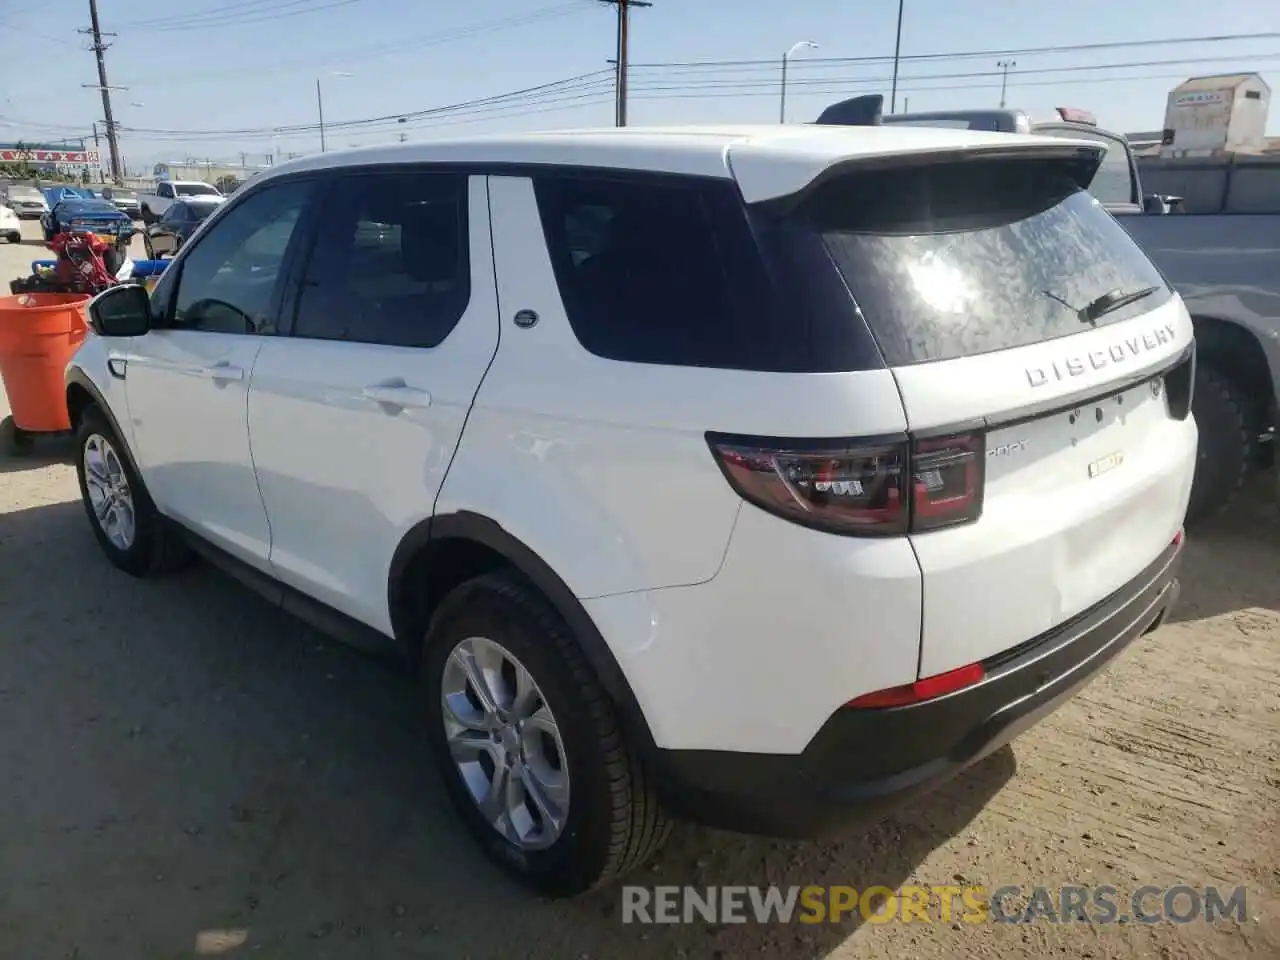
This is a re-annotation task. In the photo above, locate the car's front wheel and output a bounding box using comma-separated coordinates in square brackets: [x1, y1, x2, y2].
[75, 407, 191, 576]
[422, 570, 669, 897]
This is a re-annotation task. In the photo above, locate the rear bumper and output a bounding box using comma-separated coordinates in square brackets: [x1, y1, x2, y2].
[653, 537, 1183, 838]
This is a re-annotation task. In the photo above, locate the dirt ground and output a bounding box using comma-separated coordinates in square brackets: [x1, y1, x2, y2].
[1, 221, 1277, 958]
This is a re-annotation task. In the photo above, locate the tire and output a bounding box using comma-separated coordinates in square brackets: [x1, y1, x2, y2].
[5, 231, 19, 244]
[1186, 363, 1253, 525]
[1, 415, 35, 456]
[422, 569, 669, 897]
[74, 406, 192, 576]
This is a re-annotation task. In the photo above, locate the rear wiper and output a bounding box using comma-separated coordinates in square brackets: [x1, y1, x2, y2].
[1042, 286, 1160, 326]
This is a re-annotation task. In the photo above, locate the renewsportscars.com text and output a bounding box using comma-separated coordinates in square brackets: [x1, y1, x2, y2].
[621, 884, 1247, 925]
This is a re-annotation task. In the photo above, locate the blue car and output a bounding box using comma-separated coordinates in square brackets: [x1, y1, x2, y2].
[40, 195, 135, 244]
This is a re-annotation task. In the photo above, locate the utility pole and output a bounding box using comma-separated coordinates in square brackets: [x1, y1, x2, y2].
[997, 59, 1016, 108]
[600, 0, 651, 127]
[316, 78, 327, 152]
[889, 0, 905, 114]
[80, 0, 122, 183]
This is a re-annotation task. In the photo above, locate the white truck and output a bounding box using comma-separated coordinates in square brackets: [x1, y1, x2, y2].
[138, 179, 222, 224]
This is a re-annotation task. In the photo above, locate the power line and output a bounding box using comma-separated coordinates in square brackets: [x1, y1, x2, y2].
[100, 48, 1278, 142]
[628, 31, 1280, 69]
[108, 1, 586, 90]
[142, 0, 362, 34]
[107, 0, 299, 30]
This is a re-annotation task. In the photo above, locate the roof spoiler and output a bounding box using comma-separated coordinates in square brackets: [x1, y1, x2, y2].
[814, 94, 883, 127]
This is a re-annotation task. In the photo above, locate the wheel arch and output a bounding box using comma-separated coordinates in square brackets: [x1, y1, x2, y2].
[64, 367, 142, 475]
[389, 510, 658, 756]
[1191, 315, 1277, 419]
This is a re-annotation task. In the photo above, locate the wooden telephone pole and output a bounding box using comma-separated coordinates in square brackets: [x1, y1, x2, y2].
[80, 0, 123, 183]
[600, 0, 651, 127]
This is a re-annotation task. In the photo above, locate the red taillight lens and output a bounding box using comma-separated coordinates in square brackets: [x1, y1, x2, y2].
[707, 430, 985, 536]
[708, 436, 908, 535]
[911, 433, 985, 532]
[846, 662, 985, 708]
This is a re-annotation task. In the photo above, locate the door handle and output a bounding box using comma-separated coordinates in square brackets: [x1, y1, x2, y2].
[361, 382, 432, 408]
[201, 362, 244, 382]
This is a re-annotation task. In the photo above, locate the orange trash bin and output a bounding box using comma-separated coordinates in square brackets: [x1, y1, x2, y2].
[0, 292, 91, 452]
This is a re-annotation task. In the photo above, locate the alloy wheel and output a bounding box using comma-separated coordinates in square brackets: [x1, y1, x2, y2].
[83, 433, 136, 550]
[440, 636, 571, 851]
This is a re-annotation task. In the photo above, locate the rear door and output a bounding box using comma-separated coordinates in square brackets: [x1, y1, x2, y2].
[247, 169, 499, 634]
[794, 153, 1194, 675]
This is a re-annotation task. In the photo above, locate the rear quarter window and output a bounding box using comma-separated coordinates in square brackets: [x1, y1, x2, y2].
[532, 173, 880, 373]
[804, 156, 1171, 366]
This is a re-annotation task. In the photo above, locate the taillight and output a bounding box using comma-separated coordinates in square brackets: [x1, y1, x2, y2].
[706, 430, 985, 537]
[911, 434, 984, 531]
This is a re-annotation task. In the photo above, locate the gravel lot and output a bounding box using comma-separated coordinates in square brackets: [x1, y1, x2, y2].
[1, 219, 1277, 959]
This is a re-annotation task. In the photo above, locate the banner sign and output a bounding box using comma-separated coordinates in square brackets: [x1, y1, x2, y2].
[0, 148, 100, 164]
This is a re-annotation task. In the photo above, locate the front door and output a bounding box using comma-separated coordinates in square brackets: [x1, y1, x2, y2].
[123, 178, 318, 566]
[248, 171, 500, 632]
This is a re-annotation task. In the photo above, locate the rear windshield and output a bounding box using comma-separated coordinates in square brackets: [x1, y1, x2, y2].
[803, 156, 1171, 366]
[176, 183, 219, 197]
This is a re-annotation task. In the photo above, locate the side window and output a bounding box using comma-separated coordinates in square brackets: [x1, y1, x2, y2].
[163, 203, 186, 224]
[158, 183, 172, 199]
[533, 175, 779, 369]
[292, 170, 469, 348]
[168, 179, 313, 335]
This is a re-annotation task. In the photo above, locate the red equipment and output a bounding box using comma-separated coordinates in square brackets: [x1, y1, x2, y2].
[46, 231, 121, 294]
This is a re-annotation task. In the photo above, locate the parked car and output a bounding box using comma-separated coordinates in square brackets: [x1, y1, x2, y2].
[40, 196, 135, 243]
[4, 184, 49, 219]
[138, 179, 222, 224]
[100, 186, 143, 219]
[142, 196, 223, 258]
[0, 202, 21, 243]
[823, 97, 1280, 522]
[66, 126, 1192, 897]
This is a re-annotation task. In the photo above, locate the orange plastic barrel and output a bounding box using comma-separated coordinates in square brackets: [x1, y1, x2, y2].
[0, 293, 90, 433]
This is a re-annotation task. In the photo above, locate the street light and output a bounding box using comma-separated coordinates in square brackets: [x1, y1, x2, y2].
[316, 71, 353, 153]
[997, 59, 1017, 108]
[780, 40, 818, 123]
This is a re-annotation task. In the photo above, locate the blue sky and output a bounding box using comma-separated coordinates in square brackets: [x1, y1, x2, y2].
[2, 0, 1277, 170]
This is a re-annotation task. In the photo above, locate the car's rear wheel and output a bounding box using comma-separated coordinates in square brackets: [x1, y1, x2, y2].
[1186, 363, 1252, 525]
[422, 570, 669, 897]
[75, 407, 192, 576]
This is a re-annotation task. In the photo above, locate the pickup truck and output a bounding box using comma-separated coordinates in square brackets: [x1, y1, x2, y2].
[138, 179, 222, 224]
[816, 97, 1279, 522]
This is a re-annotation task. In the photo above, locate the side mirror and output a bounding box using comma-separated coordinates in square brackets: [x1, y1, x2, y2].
[88, 283, 151, 337]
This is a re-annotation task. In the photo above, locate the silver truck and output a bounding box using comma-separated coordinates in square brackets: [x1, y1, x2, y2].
[815, 97, 1279, 522]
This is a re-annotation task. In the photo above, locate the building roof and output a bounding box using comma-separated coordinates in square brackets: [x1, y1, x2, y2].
[263, 124, 1104, 204]
[1174, 73, 1269, 93]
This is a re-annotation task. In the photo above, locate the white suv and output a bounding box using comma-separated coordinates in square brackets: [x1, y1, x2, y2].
[66, 125, 1195, 896]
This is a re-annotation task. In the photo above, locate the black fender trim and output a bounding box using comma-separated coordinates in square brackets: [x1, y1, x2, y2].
[63, 367, 143, 476]
[392, 510, 658, 757]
